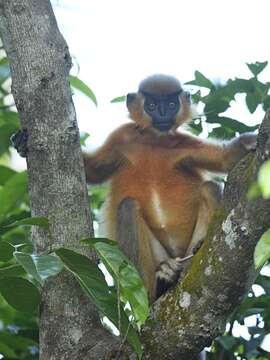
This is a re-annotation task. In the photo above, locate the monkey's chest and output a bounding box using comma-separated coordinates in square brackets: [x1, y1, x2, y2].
[111, 148, 201, 233]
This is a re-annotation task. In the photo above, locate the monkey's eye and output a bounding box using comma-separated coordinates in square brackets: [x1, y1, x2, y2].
[147, 102, 156, 111]
[168, 101, 176, 109]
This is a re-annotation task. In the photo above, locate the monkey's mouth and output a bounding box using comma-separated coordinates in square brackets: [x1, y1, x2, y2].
[152, 119, 175, 132]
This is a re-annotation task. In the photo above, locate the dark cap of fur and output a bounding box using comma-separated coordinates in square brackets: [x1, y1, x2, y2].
[139, 74, 182, 96]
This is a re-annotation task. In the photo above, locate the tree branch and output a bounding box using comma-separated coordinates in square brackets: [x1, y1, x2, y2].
[140, 110, 270, 359]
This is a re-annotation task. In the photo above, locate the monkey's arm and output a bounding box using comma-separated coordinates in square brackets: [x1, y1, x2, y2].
[82, 124, 136, 183]
[178, 133, 257, 173]
[83, 146, 127, 184]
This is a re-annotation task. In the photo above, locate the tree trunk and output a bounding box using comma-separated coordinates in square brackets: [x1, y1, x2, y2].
[0, 1, 120, 359]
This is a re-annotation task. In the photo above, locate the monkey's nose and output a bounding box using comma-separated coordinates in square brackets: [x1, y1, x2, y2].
[159, 102, 166, 116]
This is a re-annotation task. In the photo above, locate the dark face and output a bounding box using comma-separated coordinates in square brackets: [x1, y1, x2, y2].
[143, 91, 180, 132]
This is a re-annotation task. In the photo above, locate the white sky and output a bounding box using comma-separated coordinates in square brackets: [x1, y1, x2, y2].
[51, 0, 270, 149]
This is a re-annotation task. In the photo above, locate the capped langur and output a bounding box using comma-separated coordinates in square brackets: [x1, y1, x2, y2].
[83, 74, 257, 302]
[12, 74, 257, 303]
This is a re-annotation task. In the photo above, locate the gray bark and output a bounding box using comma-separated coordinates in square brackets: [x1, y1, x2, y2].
[0, 1, 120, 359]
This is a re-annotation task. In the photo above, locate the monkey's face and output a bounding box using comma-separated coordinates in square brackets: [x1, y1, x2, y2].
[142, 91, 180, 132]
[126, 91, 182, 133]
[127, 75, 192, 133]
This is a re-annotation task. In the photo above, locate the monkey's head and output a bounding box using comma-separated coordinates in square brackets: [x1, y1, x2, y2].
[126, 74, 192, 134]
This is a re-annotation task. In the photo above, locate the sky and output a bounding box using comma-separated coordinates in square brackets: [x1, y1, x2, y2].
[51, 0, 270, 149]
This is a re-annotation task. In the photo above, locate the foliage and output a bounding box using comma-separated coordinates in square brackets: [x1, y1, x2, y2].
[83, 237, 149, 327]
[69, 75, 98, 107]
[0, 50, 270, 359]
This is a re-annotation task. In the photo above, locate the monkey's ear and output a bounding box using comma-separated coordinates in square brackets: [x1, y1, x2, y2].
[184, 91, 191, 104]
[126, 92, 137, 107]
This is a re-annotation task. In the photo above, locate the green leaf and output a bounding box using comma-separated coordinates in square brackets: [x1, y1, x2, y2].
[0, 242, 14, 262]
[209, 126, 236, 140]
[5, 216, 50, 230]
[69, 75, 97, 106]
[0, 166, 16, 185]
[0, 264, 26, 278]
[89, 186, 107, 210]
[263, 95, 270, 112]
[254, 229, 270, 269]
[228, 78, 254, 94]
[207, 116, 259, 135]
[188, 120, 202, 135]
[80, 131, 90, 146]
[0, 171, 27, 222]
[185, 70, 213, 89]
[0, 332, 37, 355]
[246, 61, 268, 77]
[82, 236, 116, 246]
[258, 160, 270, 198]
[204, 99, 230, 114]
[55, 247, 142, 358]
[0, 211, 31, 234]
[111, 95, 126, 103]
[247, 182, 262, 199]
[0, 341, 16, 358]
[250, 77, 269, 96]
[0, 277, 40, 313]
[246, 92, 261, 113]
[237, 294, 270, 316]
[255, 274, 270, 294]
[218, 335, 239, 350]
[14, 252, 64, 285]
[191, 90, 202, 104]
[83, 238, 149, 326]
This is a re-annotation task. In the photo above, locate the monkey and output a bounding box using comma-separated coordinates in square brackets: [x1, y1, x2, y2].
[82, 74, 257, 302]
[12, 74, 257, 303]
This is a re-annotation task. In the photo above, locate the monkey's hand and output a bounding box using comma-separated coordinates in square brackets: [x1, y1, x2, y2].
[223, 132, 257, 171]
[238, 132, 257, 152]
[10, 129, 28, 158]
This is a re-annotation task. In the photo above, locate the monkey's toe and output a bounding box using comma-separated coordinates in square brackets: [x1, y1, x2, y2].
[156, 262, 178, 282]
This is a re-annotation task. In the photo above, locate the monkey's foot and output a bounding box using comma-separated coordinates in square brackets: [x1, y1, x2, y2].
[10, 129, 28, 157]
[155, 258, 185, 299]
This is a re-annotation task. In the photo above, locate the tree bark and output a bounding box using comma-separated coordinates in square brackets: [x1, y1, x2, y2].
[0, 1, 120, 359]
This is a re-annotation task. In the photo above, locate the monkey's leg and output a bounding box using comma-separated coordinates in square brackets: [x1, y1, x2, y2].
[117, 197, 157, 302]
[117, 197, 187, 301]
[185, 180, 222, 256]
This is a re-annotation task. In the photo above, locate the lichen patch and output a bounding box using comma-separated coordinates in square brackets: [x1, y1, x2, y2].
[179, 292, 191, 309]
